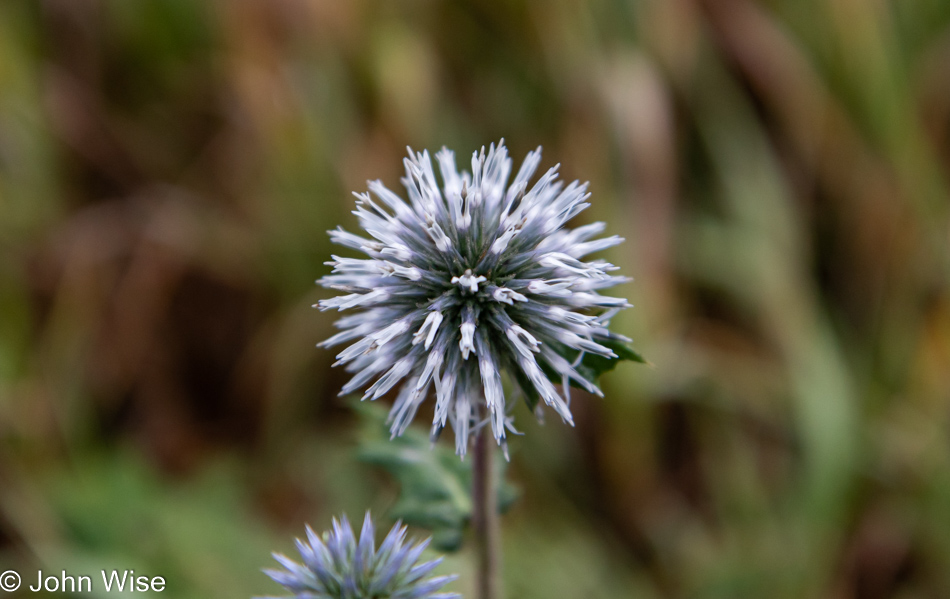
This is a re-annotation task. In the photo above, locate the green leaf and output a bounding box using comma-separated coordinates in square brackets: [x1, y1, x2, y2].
[538, 338, 647, 396]
[355, 402, 518, 552]
[574, 338, 647, 382]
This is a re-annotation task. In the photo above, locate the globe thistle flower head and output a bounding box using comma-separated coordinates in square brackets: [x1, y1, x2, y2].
[318, 140, 631, 457]
[259, 513, 459, 599]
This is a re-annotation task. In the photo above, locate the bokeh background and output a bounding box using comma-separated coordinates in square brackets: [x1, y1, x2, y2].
[2, 0, 950, 597]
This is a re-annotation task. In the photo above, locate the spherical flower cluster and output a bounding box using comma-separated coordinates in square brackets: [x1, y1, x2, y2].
[259, 514, 459, 599]
[318, 141, 630, 456]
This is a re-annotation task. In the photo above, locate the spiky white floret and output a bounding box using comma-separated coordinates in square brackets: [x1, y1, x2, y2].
[317, 140, 630, 457]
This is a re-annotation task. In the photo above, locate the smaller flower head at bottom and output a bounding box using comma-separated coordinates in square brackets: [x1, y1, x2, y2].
[257, 513, 460, 599]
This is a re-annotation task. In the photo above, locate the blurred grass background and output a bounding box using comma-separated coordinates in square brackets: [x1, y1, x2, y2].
[1, 0, 950, 597]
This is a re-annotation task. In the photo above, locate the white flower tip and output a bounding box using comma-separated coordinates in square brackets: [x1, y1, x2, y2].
[412, 311, 443, 350]
[492, 287, 527, 305]
[451, 269, 486, 294]
[490, 226, 519, 254]
[459, 323, 476, 359]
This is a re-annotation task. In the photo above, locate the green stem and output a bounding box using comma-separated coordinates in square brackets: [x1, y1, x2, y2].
[472, 424, 501, 599]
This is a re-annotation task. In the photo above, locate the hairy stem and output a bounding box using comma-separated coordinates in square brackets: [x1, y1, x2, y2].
[472, 425, 501, 599]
